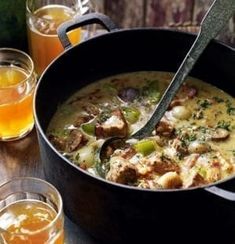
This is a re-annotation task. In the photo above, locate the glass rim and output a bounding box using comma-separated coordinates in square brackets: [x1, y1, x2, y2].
[0, 176, 63, 236]
[0, 47, 35, 90]
[26, 0, 82, 38]
[26, 0, 81, 17]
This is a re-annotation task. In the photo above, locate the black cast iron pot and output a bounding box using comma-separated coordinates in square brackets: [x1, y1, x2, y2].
[34, 13, 235, 244]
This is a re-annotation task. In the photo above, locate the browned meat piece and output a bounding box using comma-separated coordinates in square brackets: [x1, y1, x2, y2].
[66, 130, 87, 153]
[187, 86, 197, 98]
[73, 115, 93, 127]
[168, 98, 187, 110]
[181, 84, 197, 98]
[210, 128, 230, 141]
[106, 157, 138, 184]
[48, 134, 66, 151]
[155, 118, 175, 137]
[120, 147, 136, 160]
[171, 138, 188, 155]
[82, 103, 100, 116]
[145, 155, 180, 175]
[95, 109, 128, 138]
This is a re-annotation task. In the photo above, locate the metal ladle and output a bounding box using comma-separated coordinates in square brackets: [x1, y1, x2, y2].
[97, 0, 235, 177]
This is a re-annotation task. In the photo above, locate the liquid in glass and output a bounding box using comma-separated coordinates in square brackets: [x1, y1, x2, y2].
[0, 58, 36, 141]
[0, 200, 64, 243]
[27, 3, 81, 75]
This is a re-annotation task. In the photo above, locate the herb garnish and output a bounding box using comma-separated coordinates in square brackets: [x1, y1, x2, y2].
[216, 120, 231, 131]
[212, 96, 224, 103]
[226, 100, 235, 115]
[197, 99, 212, 109]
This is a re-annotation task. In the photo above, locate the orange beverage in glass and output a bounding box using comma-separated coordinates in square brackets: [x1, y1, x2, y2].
[0, 177, 64, 244]
[26, 0, 82, 76]
[0, 48, 36, 141]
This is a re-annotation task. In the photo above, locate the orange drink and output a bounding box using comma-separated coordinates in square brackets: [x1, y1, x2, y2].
[26, 0, 82, 75]
[0, 48, 36, 141]
[0, 177, 64, 244]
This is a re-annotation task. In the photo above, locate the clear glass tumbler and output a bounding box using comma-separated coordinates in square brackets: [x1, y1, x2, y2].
[0, 177, 64, 243]
[0, 48, 36, 141]
[26, 0, 82, 76]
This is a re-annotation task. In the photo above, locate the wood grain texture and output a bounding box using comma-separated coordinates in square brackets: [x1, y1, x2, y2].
[146, 0, 194, 27]
[0, 129, 43, 184]
[102, 0, 234, 47]
[104, 0, 145, 28]
[0, 128, 97, 244]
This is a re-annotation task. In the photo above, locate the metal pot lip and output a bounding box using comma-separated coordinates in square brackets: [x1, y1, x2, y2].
[34, 27, 235, 193]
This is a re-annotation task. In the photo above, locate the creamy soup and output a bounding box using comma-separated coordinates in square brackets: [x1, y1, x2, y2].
[47, 71, 235, 189]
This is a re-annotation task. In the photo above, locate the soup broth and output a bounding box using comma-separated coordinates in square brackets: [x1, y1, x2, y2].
[47, 71, 235, 189]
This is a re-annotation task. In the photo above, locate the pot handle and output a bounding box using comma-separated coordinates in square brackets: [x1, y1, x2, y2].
[205, 186, 235, 201]
[57, 12, 118, 50]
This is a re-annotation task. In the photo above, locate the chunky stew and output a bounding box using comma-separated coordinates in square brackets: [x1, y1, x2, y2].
[47, 71, 235, 189]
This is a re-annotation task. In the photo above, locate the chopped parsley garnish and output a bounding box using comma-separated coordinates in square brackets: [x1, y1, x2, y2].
[212, 96, 224, 103]
[142, 80, 161, 104]
[231, 150, 235, 156]
[197, 99, 212, 109]
[226, 100, 235, 115]
[99, 109, 112, 122]
[216, 120, 231, 131]
[176, 128, 197, 145]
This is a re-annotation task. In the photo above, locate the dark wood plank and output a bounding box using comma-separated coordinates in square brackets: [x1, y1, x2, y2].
[104, 0, 145, 28]
[0, 128, 97, 243]
[146, 0, 194, 27]
[0, 129, 43, 183]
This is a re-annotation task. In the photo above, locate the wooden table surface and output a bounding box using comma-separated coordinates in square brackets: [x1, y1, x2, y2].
[0, 128, 97, 244]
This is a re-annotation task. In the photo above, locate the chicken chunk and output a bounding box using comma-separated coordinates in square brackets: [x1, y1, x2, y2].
[106, 156, 138, 184]
[143, 154, 180, 175]
[155, 118, 175, 137]
[66, 130, 87, 153]
[95, 109, 128, 138]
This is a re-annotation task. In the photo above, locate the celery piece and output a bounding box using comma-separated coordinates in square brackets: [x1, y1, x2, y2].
[81, 123, 95, 136]
[134, 140, 156, 156]
[122, 107, 140, 124]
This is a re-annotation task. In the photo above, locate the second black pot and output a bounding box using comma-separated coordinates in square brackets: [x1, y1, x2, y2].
[34, 13, 235, 244]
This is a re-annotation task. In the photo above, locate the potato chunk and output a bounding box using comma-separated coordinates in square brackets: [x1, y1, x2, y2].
[157, 172, 182, 189]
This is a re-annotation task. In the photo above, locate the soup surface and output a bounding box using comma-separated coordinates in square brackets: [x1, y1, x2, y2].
[47, 71, 235, 189]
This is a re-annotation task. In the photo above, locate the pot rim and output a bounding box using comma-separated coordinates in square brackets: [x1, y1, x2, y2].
[34, 28, 235, 193]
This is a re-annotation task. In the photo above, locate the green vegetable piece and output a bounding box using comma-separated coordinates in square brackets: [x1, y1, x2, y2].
[122, 107, 140, 124]
[198, 167, 207, 178]
[142, 80, 161, 103]
[134, 140, 156, 156]
[82, 123, 95, 135]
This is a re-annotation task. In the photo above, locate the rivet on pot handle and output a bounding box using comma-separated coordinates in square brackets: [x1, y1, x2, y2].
[205, 186, 235, 201]
[57, 13, 119, 50]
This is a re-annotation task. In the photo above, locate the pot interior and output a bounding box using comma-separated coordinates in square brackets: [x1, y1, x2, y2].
[34, 28, 235, 190]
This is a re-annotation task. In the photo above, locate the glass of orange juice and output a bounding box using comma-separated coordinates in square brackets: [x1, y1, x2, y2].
[26, 0, 82, 76]
[0, 177, 64, 243]
[0, 48, 36, 141]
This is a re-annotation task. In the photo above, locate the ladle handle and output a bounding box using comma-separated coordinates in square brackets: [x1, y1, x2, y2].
[133, 0, 235, 140]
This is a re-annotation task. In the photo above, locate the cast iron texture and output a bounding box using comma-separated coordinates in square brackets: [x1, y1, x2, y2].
[35, 29, 235, 244]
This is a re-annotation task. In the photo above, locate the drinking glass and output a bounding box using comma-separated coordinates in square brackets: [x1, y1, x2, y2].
[0, 48, 36, 141]
[26, 0, 82, 76]
[0, 177, 64, 243]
